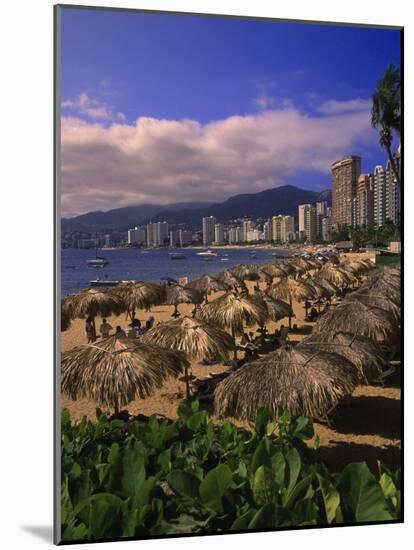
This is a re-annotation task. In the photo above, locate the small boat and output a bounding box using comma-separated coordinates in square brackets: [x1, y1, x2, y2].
[90, 278, 120, 287]
[250, 251, 257, 259]
[197, 248, 218, 257]
[87, 245, 110, 267]
[169, 252, 186, 260]
[220, 257, 229, 261]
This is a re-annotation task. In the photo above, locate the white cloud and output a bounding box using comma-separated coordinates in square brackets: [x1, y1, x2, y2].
[255, 96, 293, 110]
[60, 105, 376, 217]
[61, 92, 126, 122]
[317, 98, 371, 115]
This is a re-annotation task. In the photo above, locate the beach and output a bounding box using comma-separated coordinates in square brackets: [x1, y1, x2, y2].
[60, 252, 400, 471]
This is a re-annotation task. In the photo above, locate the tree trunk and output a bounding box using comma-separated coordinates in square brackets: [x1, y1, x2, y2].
[385, 142, 401, 188]
[232, 326, 238, 360]
[184, 364, 191, 400]
[288, 297, 292, 329]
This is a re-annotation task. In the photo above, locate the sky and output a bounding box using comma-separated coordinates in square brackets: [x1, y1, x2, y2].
[59, 7, 402, 217]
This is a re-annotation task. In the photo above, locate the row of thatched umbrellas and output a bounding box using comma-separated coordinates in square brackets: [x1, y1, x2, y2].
[61, 254, 397, 422]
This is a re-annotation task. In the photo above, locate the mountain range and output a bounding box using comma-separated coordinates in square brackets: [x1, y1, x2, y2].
[61, 185, 332, 234]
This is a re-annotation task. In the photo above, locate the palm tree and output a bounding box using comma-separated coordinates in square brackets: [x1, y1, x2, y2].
[371, 64, 401, 187]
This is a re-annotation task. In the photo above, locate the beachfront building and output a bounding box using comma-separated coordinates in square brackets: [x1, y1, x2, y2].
[373, 165, 387, 228]
[385, 145, 401, 225]
[202, 216, 216, 245]
[169, 230, 180, 247]
[104, 234, 111, 247]
[321, 216, 332, 242]
[246, 229, 261, 242]
[271, 216, 283, 242]
[316, 201, 327, 238]
[304, 205, 317, 242]
[298, 204, 311, 234]
[281, 216, 295, 242]
[128, 226, 146, 245]
[179, 230, 193, 246]
[214, 223, 225, 244]
[228, 226, 242, 244]
[241, 219, 255, 242]
[357, 174, 374, 227]
[147, 221, 169, 247]
[263, 220, 272, 241]
[331, 155, 361, 228]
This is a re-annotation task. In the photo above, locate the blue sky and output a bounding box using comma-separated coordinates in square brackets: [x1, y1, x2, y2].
[59, 7, 401, 216]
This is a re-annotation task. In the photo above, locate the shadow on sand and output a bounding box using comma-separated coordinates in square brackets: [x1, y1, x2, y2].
[316, 442, 401, 473]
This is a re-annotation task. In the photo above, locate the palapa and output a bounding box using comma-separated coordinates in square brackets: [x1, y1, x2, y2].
[299, 331, 385, 384]
[114, 280, 165, 317]
[165, 284, 203, 318]
[214, 346, 358, 421]
[61, 336, 187, 413]
[186, 274, 230, 302]
[267, 277, 315, 326]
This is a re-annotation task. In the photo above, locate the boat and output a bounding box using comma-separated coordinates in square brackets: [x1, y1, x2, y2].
[220, 257, 229, 261]
[271, 252, 293, 259]
[87, 244, 110, 267]
[196, 248, 218, 257]
[89, 278, 120, 287]
[250, 251, 257, 259]
[169, 252, 186, 260]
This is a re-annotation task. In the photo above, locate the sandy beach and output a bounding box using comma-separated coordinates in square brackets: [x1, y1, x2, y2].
[61, 252, 400, 472]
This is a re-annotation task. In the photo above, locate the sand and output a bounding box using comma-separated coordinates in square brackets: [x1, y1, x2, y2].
[60, 252, 401, 472]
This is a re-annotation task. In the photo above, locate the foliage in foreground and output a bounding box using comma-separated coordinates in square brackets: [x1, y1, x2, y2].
[61, 404, 400, 541]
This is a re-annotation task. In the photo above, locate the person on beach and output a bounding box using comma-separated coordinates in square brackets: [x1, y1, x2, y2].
[114, 325, 126, 339]
[85, 316, 95, 343]
[128, 317, 141, 328]
[99, 318, 113, 338]
[145, 316, 155, 331]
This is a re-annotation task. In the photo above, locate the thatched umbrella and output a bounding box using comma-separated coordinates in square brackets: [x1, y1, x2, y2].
[260, 264, 287, 286]
[216, 268, 246, 292]
[61, 308, 71, 332]
[314, 301, 395, 342]
[142, 316, 235, 398]
[267, 277, 316, 327]
[214, 346, 358, 421]
[251, 291, 294, 330]
[114, 280, 165, 319]
[196, 292, 266, 359]
[313, 276, 340, 297]
[278, 262, 296, 276]
[363, 271, 400, 305]
[61, 336, 187, 413]
[165, 284, 203, 318]
[344, 289, 400, 322]
[186, 274, 230, 303]
[299, 332, 385, 384]
[318, 264, 356, 288]
[61, 288, 125, 340]
[230, 264, 266, 284]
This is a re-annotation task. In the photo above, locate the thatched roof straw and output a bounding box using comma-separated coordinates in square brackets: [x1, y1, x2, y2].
[267, 277, 316, 303]
[230, 264, 265, 282]
[141, 315, 234, 361]
[344, 288, 400, 322]
[165, 284, 203, 306]
[62, 288, 125, 320]
[114, 281, 166, 311]
[306, 280, 330, 300]
[251, 292, 294, 323]
[299, 332, 385, 384]
[196, 291, 267, 336]
[61, 336, 187, 412]
[261, 263, 288, 280]
[186, 274, 230, 297]
[61, 308, 71, 332]
[216, 269, 246, 290]
[214, 346, 358, 421]
[313, 276, 340, 296]
[362, 271, 400, 305]
[313, 301, 395, 342]
[318, 264, 356, 287]
[291, 257, 315, 271]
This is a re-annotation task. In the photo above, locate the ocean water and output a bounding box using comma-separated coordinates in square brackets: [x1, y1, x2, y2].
[61, 247, 288, 296]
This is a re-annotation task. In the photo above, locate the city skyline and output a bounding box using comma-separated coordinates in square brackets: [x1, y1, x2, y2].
[59, 7, 401, 217]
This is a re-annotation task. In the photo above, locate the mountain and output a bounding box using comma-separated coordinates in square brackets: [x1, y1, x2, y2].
[61, 186, 332, 233]
[150, 186, 332, 226]
[61, 202, 213, 233]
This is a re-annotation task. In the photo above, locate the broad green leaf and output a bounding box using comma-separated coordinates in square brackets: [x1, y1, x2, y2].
[286, 447, 301, 496]
[252, 466, 274, 505]
[167, 470, 200, 499]
[292, 417, 314, 440]
[251, 438, 271, 471]
[74, 493, 123, 539]
[255, 408, 270, 436]
[338, 463, 393, 522]
[199, 464, 233, 513]
[316, 473, 340, 524]
[187, 411, 208, 431]
[291, 498, 318, 525]
[248, 503, 276, 529]
[231, 509, 257, 530]
[61, 476, 73, 525]
[121, 447, 145, 497]
[284, 474, 314, 509]
[271, 452, 286, 489]
[379, 472, 397, 500]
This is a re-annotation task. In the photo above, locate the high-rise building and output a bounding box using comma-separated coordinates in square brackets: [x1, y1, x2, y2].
[147, 221, 168, 247]
[169, 230, 180, 247]
[241, 220, 255, 242]
[228, 226, 242, 244]
[331, 156, 361, 227]
[179, 230, 193, 247]
[373, 165, 386, 228]
[263, 220, 272, 241]
[246, 229, 260, 242]
[298, 204, 311, 233]
[202, 216, 216, 245]
[271, 216, 283, 242]
[385, 145, 401, 226]
[128, 226, 146, 245]
[321, 217, 332, 242]
[280, 216, 295, 242]
[357, 174, 374, 227]
[304, 206, 317, 242]
[214, 223, 225, 244]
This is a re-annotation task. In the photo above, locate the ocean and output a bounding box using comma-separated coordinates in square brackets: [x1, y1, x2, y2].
[61, 247, 288, 296]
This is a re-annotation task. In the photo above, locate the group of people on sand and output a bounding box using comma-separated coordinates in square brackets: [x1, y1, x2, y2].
[84, 315, 155, 343]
